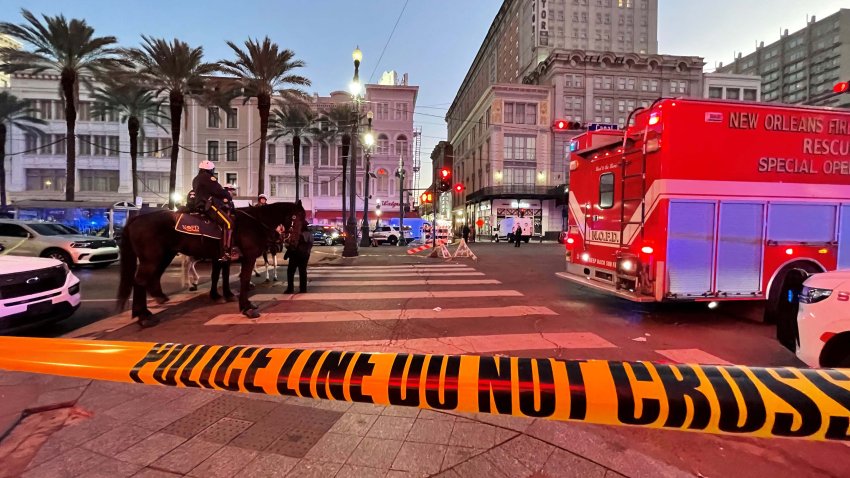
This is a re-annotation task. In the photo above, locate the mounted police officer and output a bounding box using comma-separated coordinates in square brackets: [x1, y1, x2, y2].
[192, 160, 235, 261]
[257, 193, 268, 206]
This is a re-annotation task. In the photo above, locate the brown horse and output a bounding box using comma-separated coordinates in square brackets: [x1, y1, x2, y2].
[117, 202, 305, 326]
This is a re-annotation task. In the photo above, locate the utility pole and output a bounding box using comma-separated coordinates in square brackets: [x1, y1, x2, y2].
[360, 112, 374, 247]
[397, 155, 405, 246]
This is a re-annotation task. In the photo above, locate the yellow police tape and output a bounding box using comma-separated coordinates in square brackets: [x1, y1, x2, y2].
[0, 336, 849, 441]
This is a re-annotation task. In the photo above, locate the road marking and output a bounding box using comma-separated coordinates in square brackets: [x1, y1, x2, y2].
[255, 332, 616, 355]
[205, 305, 557, 325]
[307, 279, 501, 286]
[311, 265, 473, 271]
[655, 348, 733, 365]
[250, 290, 523, 302]
[307, 271, 487, 277]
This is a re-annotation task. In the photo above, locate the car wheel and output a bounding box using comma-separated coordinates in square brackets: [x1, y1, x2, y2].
[388, 236, 398, 245]
[42, 249, 73, 266]
[325, 237, 334, 246]
[819, 333, 850, 367]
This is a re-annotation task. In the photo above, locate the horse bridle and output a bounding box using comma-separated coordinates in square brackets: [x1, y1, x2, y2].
[236, 208, 303, 247]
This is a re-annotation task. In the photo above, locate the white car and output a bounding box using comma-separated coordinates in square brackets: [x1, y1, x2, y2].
[0, 220, 119, 267]
[371, 226, 413, 246]
[795, 270, 850, 367]
[0, 254, 82, 333]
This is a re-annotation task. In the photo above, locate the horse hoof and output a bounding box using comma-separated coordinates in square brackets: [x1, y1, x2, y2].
[254, 272, 260, 278]
[138, 315, 160, 328]
[247, 302, 258, 310]
[248, 283, 256, 290]
[264, 278, 271, 284]
[189, 285, 198, 292]
[242, 308, 261, 319]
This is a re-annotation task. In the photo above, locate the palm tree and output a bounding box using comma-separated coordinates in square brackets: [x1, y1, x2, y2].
[314, 104, 358, 221]
[0, 9, 121, 201]
[91, 78, 167, 203]
[121, 37, 219, 207]
[219, 37, 310, 196]
[268, 105, 316, 202]
[0, 92, 46, 209]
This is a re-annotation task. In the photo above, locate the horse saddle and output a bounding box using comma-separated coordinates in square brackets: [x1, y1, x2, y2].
[174, 213, 222, 240]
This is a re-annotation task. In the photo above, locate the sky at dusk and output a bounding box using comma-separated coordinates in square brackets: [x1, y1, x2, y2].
[3, 0, 847, 185]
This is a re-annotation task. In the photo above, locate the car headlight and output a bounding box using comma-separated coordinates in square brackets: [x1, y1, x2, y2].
[70, 242, 92, 248]
[331, 232, 339, 238]
[800, 286, 832, 304]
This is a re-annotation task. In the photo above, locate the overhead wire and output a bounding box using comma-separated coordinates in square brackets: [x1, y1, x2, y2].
[367, 0, 410, 84]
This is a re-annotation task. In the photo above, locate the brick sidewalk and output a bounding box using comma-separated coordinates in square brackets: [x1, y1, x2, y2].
[0, 371, 690, 478]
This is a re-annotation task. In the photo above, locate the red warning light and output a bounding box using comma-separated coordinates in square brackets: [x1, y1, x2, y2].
[454, 183, 464, 193]
[834, 81, 850, 94]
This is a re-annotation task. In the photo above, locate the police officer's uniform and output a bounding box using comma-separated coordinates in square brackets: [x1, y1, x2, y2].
[192, 161, 234, 261]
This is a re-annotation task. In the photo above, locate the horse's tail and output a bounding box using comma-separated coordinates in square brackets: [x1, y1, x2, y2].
[116, 224, 137, 311]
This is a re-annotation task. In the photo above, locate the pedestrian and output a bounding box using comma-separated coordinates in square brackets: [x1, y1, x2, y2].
[462, 224, 470, 243]
[514, 224, 522, 247]
[470, 227, 476, 243]
[284, 223, 314, 294]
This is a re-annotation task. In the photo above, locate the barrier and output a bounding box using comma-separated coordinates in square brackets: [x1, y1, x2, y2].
[407, 240, 445, 255]
[0, 337, 849, 442]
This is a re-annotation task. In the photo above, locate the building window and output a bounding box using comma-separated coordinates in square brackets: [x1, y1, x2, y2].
[226, 141, 237, 161]
[599, 173, 614, 209]
[77, 135, 92, 156]
[208, 107, 220, 128]
[25, 169, 65, 191]
[503, 135, 536, 163]
[377, 134, 389, 155]
[269, 175, 296, 199]
[137, 171, 169, 193]
[650, 80, 659, 92]
[708, 86, 723, 99]
[396, 135, 408, 158]
[301, 141, 311, 165]
[395, 102, 409, 121]
[225, 173, 237, 188]
[285, 144, 294, 164]
[79, 169, 119, 192]
[320, 142, 329, 166]
[503, 102, 537, 125]
[53, 134, 66, 155]
[376, 102, 390, 120]
[207, 140, 219, 161]
[670, 80, 688, 94]
[267, 143, 276, 164]
[375, 168, 389, 194]
[77, 102, 91, 121]
[743, 89, 758, 101]
[226, 108, 237, 128]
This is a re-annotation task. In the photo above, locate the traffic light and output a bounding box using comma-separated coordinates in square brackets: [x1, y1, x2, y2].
[552, 119, 583, 132]
[419, 192, 433, 204]
[439, 168, 451, 192]
[835, 81, 850, 94]
[454, 183, 464, 193]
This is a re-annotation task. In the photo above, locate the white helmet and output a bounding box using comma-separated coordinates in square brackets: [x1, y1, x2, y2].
[258, 194, 268, 200]
[199, 160, 216, 171]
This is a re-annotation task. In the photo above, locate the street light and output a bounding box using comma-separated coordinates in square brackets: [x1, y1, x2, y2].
[343, 46, 362, 258]
[360, 111, 375, 247]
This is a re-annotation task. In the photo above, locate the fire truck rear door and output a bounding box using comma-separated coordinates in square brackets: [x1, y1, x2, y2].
[667, 201, 716, 297]
[838, 205, 850, 269]
[715, 202, 765, 295]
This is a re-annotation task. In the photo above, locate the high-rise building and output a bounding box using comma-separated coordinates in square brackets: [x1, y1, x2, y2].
[0, 34, 22, 88]
[717, 9, 850, 108]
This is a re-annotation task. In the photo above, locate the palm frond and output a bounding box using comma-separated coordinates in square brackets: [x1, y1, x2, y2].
[0, 91, 47, 135]
[219, 36, 311, 101]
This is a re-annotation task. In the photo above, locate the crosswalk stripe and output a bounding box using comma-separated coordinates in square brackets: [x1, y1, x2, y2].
[307, 279, 501, 286]
[307, 271, 486, 277]
[250, 290, 523, 302]
[205, 305, 557, 325]
[254, 332, 616, 355]
[311, 265, 473, 271]
[655, 349, 732, 365]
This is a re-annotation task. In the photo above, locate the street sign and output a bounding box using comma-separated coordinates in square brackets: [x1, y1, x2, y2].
[587, 123, 619, 132]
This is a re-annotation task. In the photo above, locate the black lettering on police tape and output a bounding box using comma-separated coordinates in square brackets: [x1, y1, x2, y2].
[706, 366, 767, 434]
[518, 358, 556, 418]
[226, 347, 256, 392]
[751, 368, 822, 437]
[610, 362, 661, 425]
[212, 346, 246, 391]
[153, 344, 186, 385]
[162, 344, 199, 387]
[198, 346, 229, 389]
[348, 352, 375, 404]
[478, 356, 513, 415]
[297, 350, 324, 398]
[801, 369, 850, 440]
[559, 359, 587, 420]
[424, 355, 460, 410]
[130, 343, 173, 383]
[389, 354, 426, 407]
[276, 349, 305, 396]
[244, 347, 272, 394]
[315, 351, 355, 401]
[180, 345, 212, 388]
[656, 364, 711, 430]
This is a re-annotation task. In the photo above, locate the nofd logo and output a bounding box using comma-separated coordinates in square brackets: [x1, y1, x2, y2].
[182, 225, 201, 233]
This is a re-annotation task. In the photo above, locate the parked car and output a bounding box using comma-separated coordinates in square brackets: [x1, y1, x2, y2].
[308, 225, 343, 246]
[794, 270, 850, 368]
[0, 253, 81, 333]
[371, 225, 413, 246]
[0, 219, 120, 267]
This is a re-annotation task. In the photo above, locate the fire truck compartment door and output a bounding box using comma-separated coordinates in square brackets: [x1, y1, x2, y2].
[667, 201, 716, 297]
[715, 203, 764, 295]
[839, 205, 850, 269]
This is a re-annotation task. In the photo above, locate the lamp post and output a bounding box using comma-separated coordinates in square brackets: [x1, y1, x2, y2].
[343, 46, 363, 258]
[396, 157, 406, 246]
[360, 111, 374, 247]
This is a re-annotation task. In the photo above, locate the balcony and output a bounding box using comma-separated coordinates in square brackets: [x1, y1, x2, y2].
[465, 185, 565, 203]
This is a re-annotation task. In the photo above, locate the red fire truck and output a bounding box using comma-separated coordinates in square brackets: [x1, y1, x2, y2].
[558, 97, 850, 325]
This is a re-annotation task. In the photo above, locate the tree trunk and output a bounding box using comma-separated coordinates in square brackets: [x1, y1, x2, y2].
[0, 123, 7, 209]
[168, 90, 183, 208]
[61, 69, 77, 201]
[293, 135, 301, 202]
[257, 93, 271, 195]
[128, 116, 140, 203]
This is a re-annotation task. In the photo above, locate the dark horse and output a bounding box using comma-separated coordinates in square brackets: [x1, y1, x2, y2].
[117, 202, 305, 326]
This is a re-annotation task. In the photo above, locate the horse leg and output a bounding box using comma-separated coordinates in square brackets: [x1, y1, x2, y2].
[210, 261, 223, 303]
[189, 258, 199, 291]
[133, 263, 158, 327]
[239, 257, 260, 318]
[272, 253, 279, 282]
[148, 253, 174, 304]
[263, 251, 271, 283]
[222, 261, 236, 302]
